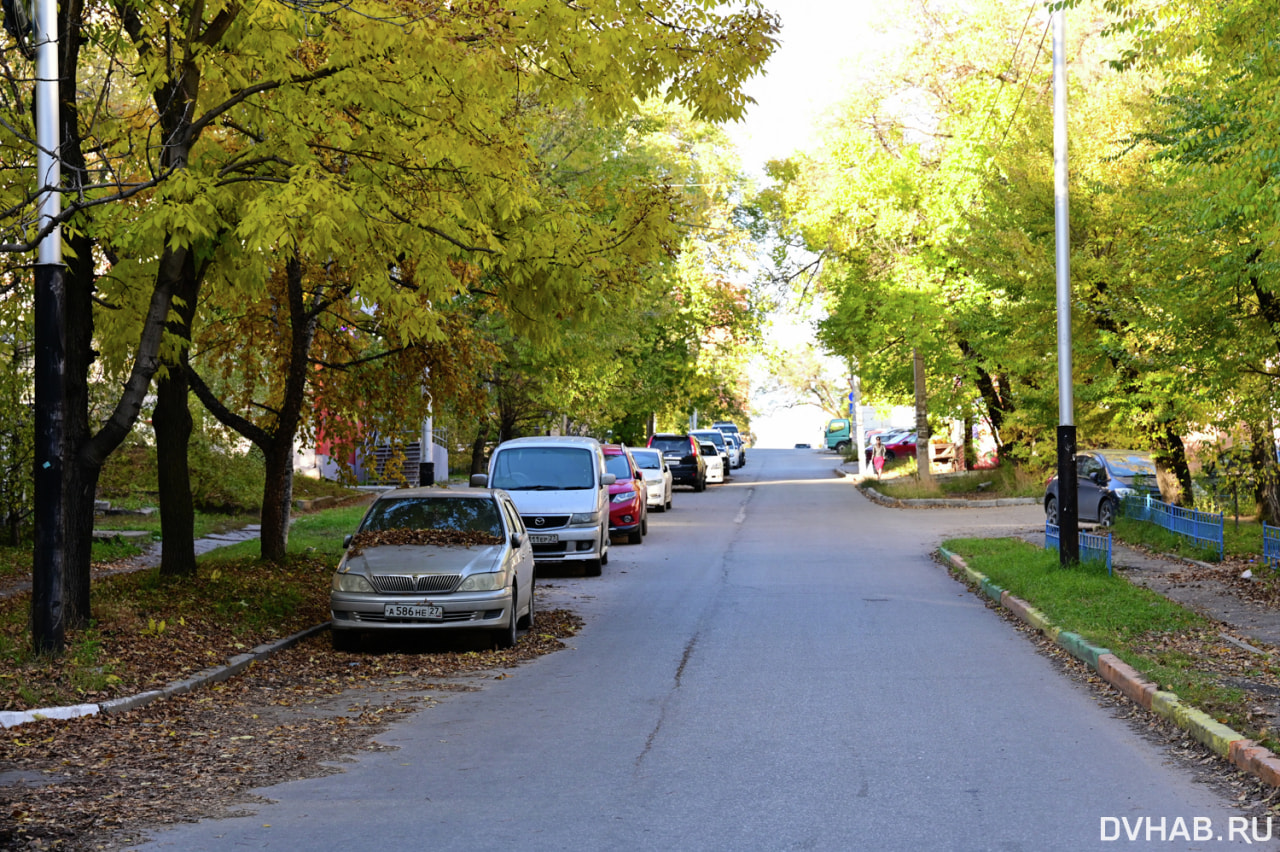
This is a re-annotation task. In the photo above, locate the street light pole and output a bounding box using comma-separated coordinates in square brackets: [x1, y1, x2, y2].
[31, 0, 66, 652]
[1053, 7, 1079, 564]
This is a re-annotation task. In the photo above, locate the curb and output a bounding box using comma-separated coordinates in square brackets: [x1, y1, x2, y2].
[0, 622, 330, 729]
[938, 546, 1280, 788]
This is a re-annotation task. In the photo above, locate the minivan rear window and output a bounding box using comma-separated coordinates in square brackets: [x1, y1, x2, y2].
[650, 437, 691, 455]
[491, 447, 595, 490]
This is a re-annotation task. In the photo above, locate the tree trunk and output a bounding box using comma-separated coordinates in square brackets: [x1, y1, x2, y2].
[470, 424, 489, 476]
[962, 412, 974, 471]
[260, 437, 294, 563]
[153, 379, 197, 575]
[1148, 423, 1195, 507]
[1250, 421, 1280, 524]
[60, 227, 99, 629]
[913, 347, 932, 482]
[154, 266, 201, 577]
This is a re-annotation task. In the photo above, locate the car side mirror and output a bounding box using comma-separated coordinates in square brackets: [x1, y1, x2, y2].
[635, 471, 644, 481]
[602, 473, 617, 485]
[470, 474, 488, 488]
[510, 532, 524, 548]
[343, 534, 353, 549]
[1091, 471, 1105, 484]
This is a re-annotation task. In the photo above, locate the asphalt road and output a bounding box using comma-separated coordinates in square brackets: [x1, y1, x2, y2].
[130, 450, 1272, 851]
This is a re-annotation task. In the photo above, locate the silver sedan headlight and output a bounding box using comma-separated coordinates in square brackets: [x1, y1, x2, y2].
[570, 511, 600, 525]
[332, 572, 375, 593]
[457, 571, 508, 592]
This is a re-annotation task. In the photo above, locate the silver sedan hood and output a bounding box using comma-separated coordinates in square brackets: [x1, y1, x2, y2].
[341, 544, 504, 577]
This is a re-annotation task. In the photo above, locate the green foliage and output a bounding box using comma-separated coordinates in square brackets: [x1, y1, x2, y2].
[98, 434, 266, 515]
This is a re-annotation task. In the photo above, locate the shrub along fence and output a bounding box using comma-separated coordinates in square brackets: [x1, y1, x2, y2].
[1044, 522, 1113, 575]
[1121, 494, 1224, 561]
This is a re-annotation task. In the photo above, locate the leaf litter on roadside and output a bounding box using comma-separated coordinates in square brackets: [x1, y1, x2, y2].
[0, 608, 582, 852]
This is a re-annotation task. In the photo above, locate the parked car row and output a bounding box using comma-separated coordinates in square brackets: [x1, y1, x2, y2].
[864, 428, 917, 462]
[330, 425, 747, 651]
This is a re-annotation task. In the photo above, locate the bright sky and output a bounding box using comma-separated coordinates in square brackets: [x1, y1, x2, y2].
[728, 0, 886, 447]
[724, 0, 886, 179]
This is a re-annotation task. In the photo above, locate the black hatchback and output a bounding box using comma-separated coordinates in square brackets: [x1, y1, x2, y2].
[647, 433, 707, 492]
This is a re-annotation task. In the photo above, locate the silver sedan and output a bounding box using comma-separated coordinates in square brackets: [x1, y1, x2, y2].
[329, 487, 535, 651]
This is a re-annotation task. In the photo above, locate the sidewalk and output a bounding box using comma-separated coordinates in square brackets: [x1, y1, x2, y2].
[0, 525, 264, 603]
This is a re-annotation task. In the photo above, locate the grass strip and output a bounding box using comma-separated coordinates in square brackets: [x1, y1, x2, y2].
[942, 536, 1280, 751]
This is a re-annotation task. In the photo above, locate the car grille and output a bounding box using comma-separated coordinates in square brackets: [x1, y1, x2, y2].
[371, 574, 461, 593]
[345, 609, 500, 624]
[521, 514, 570, 530]
[532, 542, 568, 557]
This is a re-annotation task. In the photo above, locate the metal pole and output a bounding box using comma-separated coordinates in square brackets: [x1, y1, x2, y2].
[1053, 8, 1078, 564]
[31, 0, 65, 651]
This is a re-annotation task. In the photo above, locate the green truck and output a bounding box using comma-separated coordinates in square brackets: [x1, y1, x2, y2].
[824, 418, 853, 453]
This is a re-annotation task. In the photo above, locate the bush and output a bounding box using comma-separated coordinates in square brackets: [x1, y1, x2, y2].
[99, 435, 266, 514]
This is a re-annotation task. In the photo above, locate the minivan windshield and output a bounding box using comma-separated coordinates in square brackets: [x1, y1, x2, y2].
[650, 436, 691, 456]
[491, 446, 596, 490]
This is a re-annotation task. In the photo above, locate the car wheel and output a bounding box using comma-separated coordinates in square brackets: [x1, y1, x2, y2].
[332, 628, 358, 653]
[666, 492, 673, 511]
[835, 440, 850, 454]
[886, 450, 896, 460]
[1045, 496, 1059, 526]
[695, 475, 706, 493]
[495, 584, 519, 649]
[518, 573, 535, 629]
[1098, 498, 1117, 527]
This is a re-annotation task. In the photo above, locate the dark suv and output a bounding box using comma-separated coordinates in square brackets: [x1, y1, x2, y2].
[647, 433, 707, 492]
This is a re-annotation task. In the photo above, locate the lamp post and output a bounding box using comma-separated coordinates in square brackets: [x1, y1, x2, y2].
[1053, 6, 1079, 564]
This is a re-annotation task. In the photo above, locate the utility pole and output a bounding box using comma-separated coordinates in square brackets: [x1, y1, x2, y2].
[31, 0, 66, 652]
[1053, 7, 1079, 564]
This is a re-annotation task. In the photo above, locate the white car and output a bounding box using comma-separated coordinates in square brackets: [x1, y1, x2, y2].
[700, 441, 725, 484]
[723, 433, 744, 468]
[630, 448, 673, 512]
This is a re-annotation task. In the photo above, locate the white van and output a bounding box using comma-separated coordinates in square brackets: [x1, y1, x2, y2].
[473, 436, 615, 575]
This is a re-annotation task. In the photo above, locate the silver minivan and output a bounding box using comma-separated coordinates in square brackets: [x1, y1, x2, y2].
[473, 436, 615, 575]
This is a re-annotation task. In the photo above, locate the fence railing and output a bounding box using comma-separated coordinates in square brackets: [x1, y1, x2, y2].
[1265, 523, 1280, 569]
[1045, 522, 1113, 575]
[1121, 494, 1224, 560]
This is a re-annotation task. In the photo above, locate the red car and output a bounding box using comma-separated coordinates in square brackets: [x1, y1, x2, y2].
[881, 431, 918, 460]
[602, 444, 649, 544]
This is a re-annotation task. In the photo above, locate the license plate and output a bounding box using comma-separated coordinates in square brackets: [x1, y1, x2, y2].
[530, 534, 558, 544]
[384, 604, 443, 620]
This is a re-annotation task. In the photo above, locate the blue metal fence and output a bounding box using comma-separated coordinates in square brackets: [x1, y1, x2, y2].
[1121, 494, 1224, 560]
[1265, 523, 1280, 569]
[1045, 522, 1113, 575]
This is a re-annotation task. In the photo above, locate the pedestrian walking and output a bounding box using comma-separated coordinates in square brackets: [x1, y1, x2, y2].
[871, 435, 886, 478]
